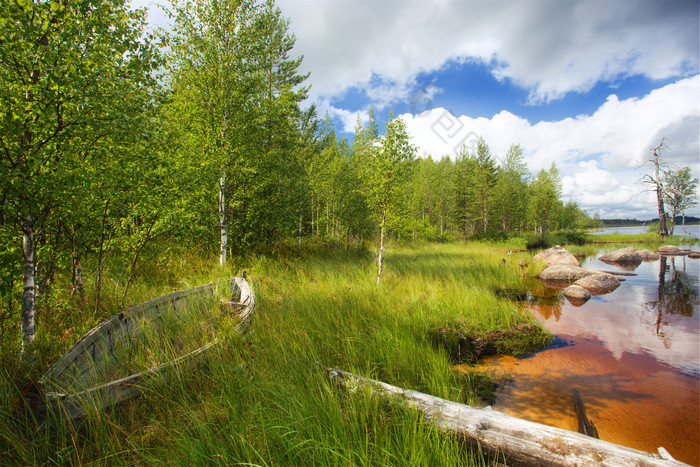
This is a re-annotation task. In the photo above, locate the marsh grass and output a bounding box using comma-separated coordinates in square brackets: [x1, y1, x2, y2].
[1, 241, 545, 465]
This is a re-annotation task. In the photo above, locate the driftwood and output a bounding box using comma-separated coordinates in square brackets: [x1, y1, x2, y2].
[326, 368, 688, 467]
[35, 277, 255, 423]
[571, 388, 598, 438]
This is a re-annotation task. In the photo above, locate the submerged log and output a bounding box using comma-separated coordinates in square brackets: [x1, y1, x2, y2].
[572, 388, 599, 439]
[326, 368, 687, 466]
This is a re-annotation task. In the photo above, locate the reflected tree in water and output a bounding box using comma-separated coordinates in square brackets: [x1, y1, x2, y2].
[526, 280, 564, 321]
[642, 256, 699, 345]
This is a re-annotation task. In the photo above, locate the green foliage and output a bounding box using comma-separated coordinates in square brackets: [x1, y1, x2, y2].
[166, 0, 310, 255]
[528, 163, 563, 242]
[663, 166, 698, 235]
[0, 0, 163, 363]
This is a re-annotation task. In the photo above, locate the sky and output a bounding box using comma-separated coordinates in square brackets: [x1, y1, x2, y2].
[134, 0, 700, 220]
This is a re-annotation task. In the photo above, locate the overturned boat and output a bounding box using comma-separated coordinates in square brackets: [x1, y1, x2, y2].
[34, 277, 255, 423]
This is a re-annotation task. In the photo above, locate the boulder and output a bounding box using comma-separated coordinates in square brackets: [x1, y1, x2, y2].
[533, 246, 580, 267]
[574, 273, 620, 295]
[563, 284, 591, 304]
[658, 245, 682, 255]
[598, 247, 642, 264]
[637, 249, 660, 261]
[539, 264, 597, 283]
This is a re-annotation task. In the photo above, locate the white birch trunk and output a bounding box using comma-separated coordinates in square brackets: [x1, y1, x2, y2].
[376, 207, 387, 285]
[21, 213, 36, 364]
[72, 243, 85, 298]
[219, 169, 227, 266]
[298, 212, 302, 247]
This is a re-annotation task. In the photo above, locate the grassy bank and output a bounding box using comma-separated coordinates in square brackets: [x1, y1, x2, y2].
[1, 241, 549, 465]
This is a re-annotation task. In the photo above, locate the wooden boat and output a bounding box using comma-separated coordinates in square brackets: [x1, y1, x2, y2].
[34, 277, 254, 423]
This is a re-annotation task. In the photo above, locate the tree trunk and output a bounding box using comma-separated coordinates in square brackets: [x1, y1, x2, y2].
[668, 208, 676, 236]
[653, 145, 668, 237]
[71, 227, 85, 298]
[326, 368, 684, 466]
[376, 207, 387, 285]
[219, 169, 227, 265]
[298, 211, 302, 247]
[656, 184, 668, 237]
[95, 201, 112, 315]
[20, 213, 36, 365]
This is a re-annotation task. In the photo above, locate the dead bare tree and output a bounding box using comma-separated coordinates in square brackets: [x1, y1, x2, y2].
[640, 138, 670, 236]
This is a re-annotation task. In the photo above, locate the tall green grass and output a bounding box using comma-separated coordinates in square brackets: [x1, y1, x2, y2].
[1, 240, 545, 465]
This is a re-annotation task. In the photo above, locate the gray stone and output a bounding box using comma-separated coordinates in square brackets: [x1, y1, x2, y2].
[637, 249, 660, 261]
[563, 284, 591, 301]
[598, 247, 642, 264]
[539, 264, 597, 283]
[658, 245, 682, 255]
[574, 273, 620, 295]
[533, 247, 580, 267]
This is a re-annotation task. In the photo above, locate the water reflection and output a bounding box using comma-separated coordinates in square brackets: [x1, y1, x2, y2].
[653, 256, 698, 317]
[472, 249, 700, 465]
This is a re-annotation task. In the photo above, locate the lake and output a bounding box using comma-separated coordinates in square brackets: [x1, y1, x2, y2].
[464, 249, 700, 465]
[590, 224, 700, 239]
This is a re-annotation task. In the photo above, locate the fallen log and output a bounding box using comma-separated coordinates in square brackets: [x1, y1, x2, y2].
[326, 368, 687, 466]
[572, 388, 599, 438]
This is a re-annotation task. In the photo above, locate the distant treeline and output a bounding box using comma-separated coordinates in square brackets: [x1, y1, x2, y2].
[602, 216, 700, 227]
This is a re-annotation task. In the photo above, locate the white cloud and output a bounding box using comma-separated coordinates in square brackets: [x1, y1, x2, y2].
[401, 76, 700, 219]
[328, 106, 370, 133]
[279, 0, 698, 105]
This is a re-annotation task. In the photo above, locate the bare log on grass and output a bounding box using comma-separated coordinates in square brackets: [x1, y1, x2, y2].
[326, 368, 687, 466]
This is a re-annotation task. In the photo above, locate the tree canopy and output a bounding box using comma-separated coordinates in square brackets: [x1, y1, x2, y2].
[0, 0, 605, 368]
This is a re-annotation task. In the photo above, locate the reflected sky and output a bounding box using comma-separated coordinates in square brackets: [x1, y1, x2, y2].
[469, 250, 700, 465]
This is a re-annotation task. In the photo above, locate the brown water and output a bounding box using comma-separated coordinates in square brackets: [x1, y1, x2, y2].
[461, 251, 700, 465]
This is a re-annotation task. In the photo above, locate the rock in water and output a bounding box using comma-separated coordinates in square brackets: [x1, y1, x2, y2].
[574, 273, 620, 295]
[533, 246, 580, 267]
[563, 285, 591, 306]
[539, 264, 597, 283]
[598, 247, 642, 264]
[637, 249, 660, 261]
[658, 245, 682, 255]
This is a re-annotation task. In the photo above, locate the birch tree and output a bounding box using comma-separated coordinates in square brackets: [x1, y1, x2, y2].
[663, 166, 698, 235]
[169, 0, 308, 258]
[169, 0, 261, 265]
[362, 113, 415, 284]
[0, 0, 160, 365]
[529, 163, 562, 243]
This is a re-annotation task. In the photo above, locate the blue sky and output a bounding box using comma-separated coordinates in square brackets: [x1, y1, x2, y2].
[328, 60, 682, 129]
[135, 0, 700, 220]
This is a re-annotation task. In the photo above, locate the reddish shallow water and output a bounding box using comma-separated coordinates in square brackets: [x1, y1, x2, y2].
[461, 251, 700, 465]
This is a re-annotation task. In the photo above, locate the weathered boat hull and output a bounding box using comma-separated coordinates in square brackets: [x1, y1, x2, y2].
[36, 277, 255, 422]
